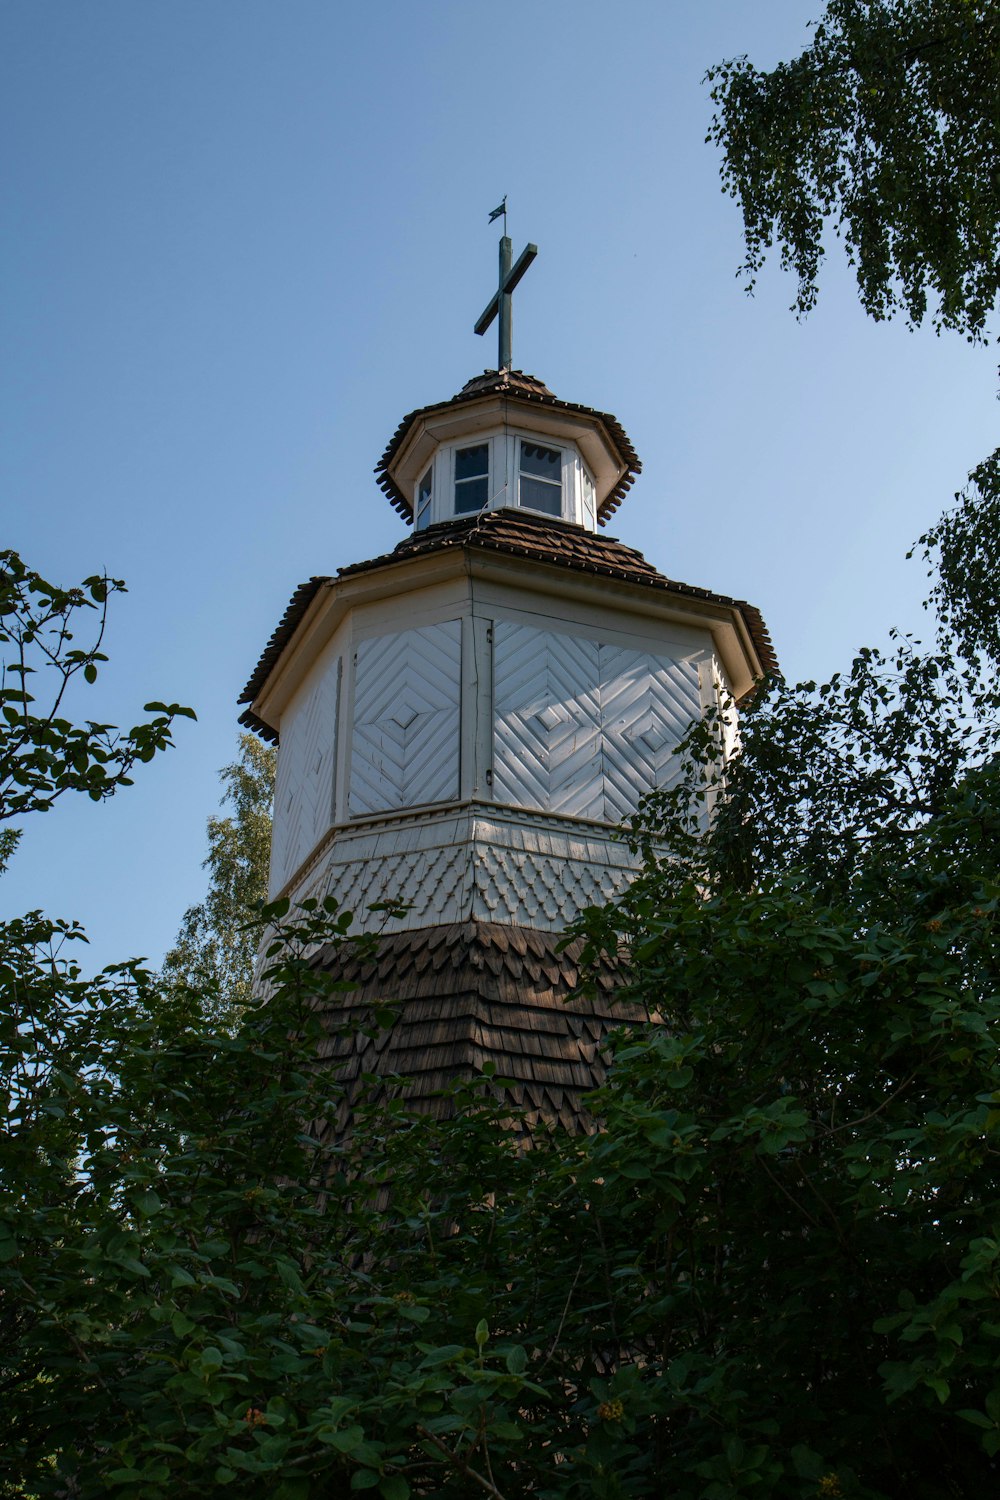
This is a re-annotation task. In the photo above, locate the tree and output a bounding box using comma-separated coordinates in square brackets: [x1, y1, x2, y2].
[162, 733, 276, 1020]
[707, 0, 1000, 340]
[918, 450, 1000, 687]
[707, 0, 1000, 760]
[0, 549, 195, 873]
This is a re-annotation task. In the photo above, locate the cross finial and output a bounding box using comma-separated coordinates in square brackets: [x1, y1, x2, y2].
[474, 206, 537, 372]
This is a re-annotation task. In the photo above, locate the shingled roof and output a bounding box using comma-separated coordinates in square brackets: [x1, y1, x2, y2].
[313, 921, 639, 1135]
[375, 369, 642, 525]
[238, 508, 779, 741]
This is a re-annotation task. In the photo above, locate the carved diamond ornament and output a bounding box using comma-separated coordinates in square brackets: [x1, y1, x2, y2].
[494, 622, 703, 823]
[528, 700, 568, 734]
[349, 621, 462, 816]
[623, 709, 672, 755]
[388, 699, 420, 732]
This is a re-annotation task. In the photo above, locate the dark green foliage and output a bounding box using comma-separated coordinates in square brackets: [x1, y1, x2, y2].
[707, 0, 1000, 339]
[3, 755, 999, 1496]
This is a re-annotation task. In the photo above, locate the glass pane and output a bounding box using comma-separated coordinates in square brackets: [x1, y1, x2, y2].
[455, 444, 489, 482]
[455, 476, 488, 512]
[520, 475, 562, 515]
[520, 442, 561, 481]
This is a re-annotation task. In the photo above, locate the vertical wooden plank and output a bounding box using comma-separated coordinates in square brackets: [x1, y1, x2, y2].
[269, 653, 340, 894]
[328, 656, 343, 826]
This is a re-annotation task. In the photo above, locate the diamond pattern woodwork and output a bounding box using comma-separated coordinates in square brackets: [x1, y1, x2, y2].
[322, 843, 470, 926]
[600, 645, 702, 823]
[493, 625, 603, 818]
[493, 624, 702, 825]
[349, 621, 461, 817]
[283, 805, 639, 934]
[473, 845, 633, 925]
[269, 656, 341, 896]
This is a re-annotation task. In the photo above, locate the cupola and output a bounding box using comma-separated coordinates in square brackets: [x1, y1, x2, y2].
[375, 368, 642, 533]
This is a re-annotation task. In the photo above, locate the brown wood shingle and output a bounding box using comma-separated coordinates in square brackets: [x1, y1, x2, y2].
[314, 920, 639, 1134]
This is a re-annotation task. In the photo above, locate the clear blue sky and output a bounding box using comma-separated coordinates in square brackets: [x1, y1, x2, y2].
[3, 1, 996, 972]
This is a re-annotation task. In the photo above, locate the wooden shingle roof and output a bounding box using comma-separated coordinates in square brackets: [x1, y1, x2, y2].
[238, 509, 779, 741]
[314, 921, 639, 1135]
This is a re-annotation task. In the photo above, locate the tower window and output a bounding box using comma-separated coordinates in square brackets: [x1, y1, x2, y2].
[416, 466, 433, 530]
[454, 444, 489, 513]
[519, 441, 562, 516]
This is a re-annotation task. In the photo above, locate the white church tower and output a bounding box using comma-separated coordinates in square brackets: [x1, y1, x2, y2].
[239, 234, 775, 1128]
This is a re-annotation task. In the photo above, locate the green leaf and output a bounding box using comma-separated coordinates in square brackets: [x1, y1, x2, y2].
[958, 1409, 995, 1430]
[118, 1256, 151, 1279]
[379, 1479, 410, 1500]
[322, 1425, 365, 1453]
[397, 1302, 430, 1323]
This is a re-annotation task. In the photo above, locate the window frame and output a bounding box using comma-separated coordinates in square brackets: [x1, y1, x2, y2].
[452, 440, 492, 516]
[411, 432, 598, 528]
[517, 437, 565, 519]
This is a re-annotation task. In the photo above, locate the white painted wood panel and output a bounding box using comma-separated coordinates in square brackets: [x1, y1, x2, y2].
[493, 624, 704, 825]
[493, 622, 604, 818]
[600, 646, 703, 823]
[283, 803, 641, 933]
[270, 655, 341, 896]
[349, 621, 462, 816]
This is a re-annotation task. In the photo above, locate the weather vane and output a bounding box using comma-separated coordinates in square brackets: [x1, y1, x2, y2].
[475, 197, 537, 372]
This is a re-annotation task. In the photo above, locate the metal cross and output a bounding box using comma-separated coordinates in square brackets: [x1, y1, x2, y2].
[474, 235, 538, 372]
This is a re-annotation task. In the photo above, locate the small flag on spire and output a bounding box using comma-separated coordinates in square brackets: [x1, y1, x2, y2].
[488, 197, 507, 223]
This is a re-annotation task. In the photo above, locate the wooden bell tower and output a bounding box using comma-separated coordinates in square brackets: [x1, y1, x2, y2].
[239, 239, 776, 1128]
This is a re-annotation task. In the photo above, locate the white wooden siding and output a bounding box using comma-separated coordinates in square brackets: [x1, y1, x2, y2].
[600, 645, 703, 821]
[269, 656, 341, 896]
[349, 621, 462, 816]
[493, 623, 703, 825]
[493, 623, 603, 818]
